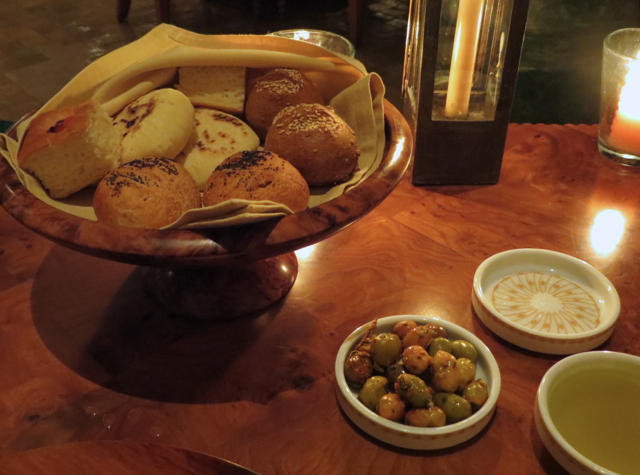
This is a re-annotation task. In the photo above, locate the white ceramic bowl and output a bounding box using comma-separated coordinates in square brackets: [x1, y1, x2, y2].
[335, 315, 501, 450]
[472, 249, 620, 354]
[535, 351, 640, 475]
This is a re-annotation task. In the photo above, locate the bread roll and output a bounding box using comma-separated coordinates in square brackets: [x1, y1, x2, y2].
[245, 68, 324, 140]
[93, 157, 201, 229]
[174, 108, 259, 190]
[18, 100, 120, 199]
[112, 88, 195, 164]
[203, 150, 309, 213]
[177, 66, 246, 116]
[264, 103, 360, 186]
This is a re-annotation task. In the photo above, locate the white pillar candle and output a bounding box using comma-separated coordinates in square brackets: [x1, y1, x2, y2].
[445, 0, 486, 118]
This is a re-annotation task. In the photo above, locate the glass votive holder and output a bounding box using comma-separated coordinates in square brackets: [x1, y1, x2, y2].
[267, 29, 356, 57]
[599, 28, 640, 166]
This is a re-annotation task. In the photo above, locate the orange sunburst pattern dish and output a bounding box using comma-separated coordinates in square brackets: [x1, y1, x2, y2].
[490, 272, 601, 335]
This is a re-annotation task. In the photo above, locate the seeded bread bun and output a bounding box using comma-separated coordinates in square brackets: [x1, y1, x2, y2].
[175, 108, 259, 190]
[264, 103, 360, 186]
[18, 100, 120, 199]
[202, 150, 309, 213]
[244, 68, 324, 140]
[93, 157, 201, 229]
[112, 88, 195, 165]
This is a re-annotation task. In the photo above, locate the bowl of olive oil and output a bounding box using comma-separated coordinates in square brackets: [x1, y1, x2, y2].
[535, 351, 640, 475]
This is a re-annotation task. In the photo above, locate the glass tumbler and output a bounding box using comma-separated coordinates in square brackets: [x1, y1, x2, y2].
[268, 29, 356, 57]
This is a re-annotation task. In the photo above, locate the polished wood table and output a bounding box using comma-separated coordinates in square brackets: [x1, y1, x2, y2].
[0, 123, 638, 474]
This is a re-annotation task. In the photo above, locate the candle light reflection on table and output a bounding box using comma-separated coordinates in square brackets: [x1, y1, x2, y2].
[590, 209, 626, 255]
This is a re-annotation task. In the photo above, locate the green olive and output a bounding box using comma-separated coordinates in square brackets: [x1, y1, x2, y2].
[451, 340, 478, 362]
[386, 361, 406, 384]
[428, 337, 453, 357]
[405, 407, 446, 427]
[358, 376, 389, 411]
[456, 358, 476, 391]
[463, 379, 489, 409]
[371, 333, 403, 369]
[433, 392, 473, 423]
[402, 345, 431, 374]
[396, 373, 432, 408]
[377, 393, 406, 422]
[344, 350, 373, 388]
[402, 326, 433, 349]
[425, 324, 448, 339]
[432, 350, 460, 393]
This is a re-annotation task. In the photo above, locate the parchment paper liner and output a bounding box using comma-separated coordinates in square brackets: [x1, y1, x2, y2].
[0, 24, 386, 229]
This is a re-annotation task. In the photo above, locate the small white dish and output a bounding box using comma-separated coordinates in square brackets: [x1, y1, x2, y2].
[472, 248, 620, 354]
[335, 315, 501, 450]
[535, 351, 640, 475]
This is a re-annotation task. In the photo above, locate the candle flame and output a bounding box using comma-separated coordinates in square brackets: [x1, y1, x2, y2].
[608, 55, 640, 156]
[618, 58, 640, 116]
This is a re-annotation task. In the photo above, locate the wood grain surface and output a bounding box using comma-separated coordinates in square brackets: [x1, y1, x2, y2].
[0, 440, 258, 474]
[0, 124, 639, 474]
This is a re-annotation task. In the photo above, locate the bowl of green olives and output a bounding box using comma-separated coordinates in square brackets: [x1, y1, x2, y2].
[335, 315, 501, 450]
[535, 351, 640, 475]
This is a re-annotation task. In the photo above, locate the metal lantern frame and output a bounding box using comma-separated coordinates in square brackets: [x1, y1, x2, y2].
[403, 0, 530, 185]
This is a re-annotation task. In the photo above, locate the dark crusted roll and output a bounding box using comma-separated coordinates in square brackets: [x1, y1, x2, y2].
[93, 157, 201, 229]
[202, 150, 310, 213]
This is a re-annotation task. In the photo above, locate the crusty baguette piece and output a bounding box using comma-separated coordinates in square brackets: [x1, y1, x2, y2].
[18, 100, 120, 199]
[177, 65, 246, 116]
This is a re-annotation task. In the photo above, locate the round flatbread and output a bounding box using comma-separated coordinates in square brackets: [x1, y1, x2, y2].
[112, 88, 195, 164]
[175, 107, 260, 190]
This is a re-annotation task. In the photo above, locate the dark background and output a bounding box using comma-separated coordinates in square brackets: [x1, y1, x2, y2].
[1, 0, 639, 132]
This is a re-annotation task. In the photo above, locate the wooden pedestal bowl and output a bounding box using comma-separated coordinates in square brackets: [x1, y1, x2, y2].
[0, 100, 412, 318]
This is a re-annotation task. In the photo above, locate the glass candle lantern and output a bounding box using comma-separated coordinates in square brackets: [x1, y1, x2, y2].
[599, 28, 640, 166]
[403, 0, 530, 185]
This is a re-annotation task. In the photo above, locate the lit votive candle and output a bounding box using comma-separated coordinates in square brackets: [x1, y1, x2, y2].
[598, 28, 640, 165]
[608, 59, 640, 156]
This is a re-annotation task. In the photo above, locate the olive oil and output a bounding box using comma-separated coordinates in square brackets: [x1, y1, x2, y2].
[548, 369, 640, 475]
